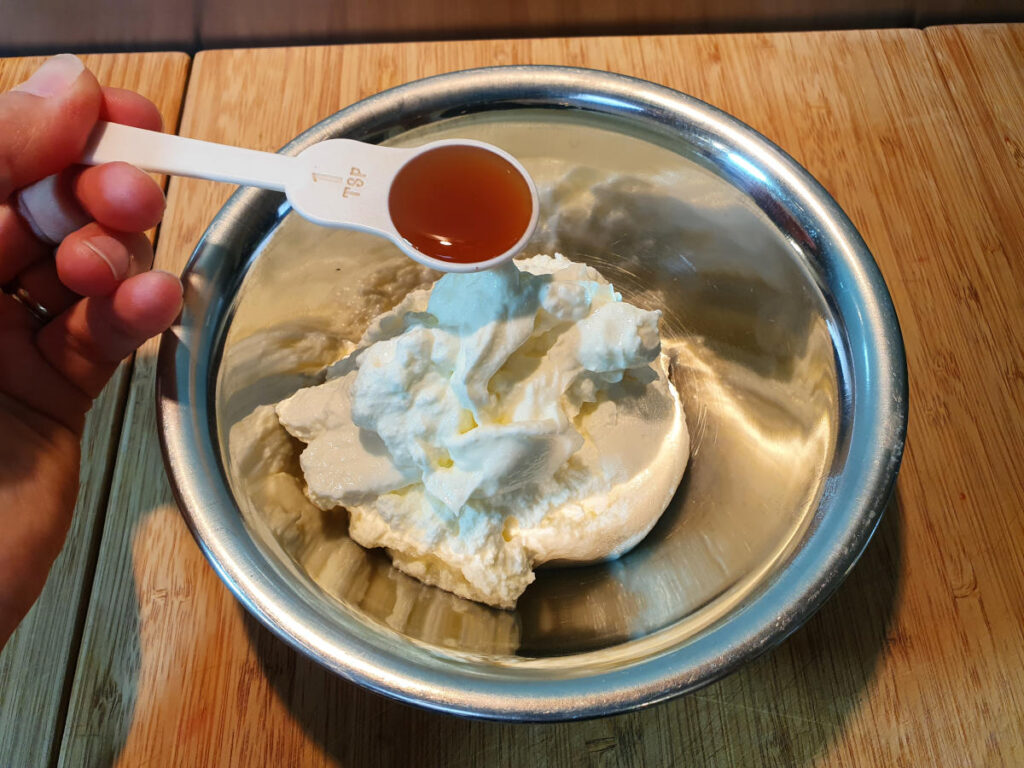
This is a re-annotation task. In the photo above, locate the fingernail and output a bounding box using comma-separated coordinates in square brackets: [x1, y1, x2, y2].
[83, 236, 131, 280]
[14, 54, 85, 98]
[152, 269, 184, 297]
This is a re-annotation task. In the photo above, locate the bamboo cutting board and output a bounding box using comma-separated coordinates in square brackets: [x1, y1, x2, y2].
[927, 24, 1024, 242]
[60, 31, 1024, 766]
[0, 52, 190, 768]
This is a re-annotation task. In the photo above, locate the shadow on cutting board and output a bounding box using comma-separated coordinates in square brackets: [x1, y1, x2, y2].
[246, 488, 905, 768]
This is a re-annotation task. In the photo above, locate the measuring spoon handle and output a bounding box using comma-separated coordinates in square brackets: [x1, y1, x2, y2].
[80, 121, 298, 192]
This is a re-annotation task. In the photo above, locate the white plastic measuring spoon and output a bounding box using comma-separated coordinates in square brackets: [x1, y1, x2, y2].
[80, 121, 539, 273]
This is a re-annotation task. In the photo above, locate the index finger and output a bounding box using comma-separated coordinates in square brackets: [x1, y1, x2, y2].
[10, 86, 164, 249]
[100, 86, 163, 133]
[0, 85, 165, 286]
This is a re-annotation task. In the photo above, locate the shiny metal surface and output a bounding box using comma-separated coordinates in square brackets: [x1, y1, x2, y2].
[157, 66, 908, 720]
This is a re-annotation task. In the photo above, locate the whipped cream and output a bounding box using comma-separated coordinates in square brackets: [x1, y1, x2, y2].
[274, 254, 689, 608]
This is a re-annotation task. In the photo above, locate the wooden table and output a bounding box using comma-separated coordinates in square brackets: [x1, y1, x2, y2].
[4, 25, 1024, 766]
[0, 52, 191, 768]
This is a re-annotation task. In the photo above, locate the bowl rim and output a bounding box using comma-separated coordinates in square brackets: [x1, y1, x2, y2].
[157, 64, 909, 721]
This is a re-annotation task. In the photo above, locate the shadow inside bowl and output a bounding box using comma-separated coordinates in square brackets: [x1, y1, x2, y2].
[240, 488, 903, 763]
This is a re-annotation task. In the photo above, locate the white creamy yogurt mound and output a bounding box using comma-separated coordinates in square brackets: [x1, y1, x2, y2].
[274, 254, 689, 608]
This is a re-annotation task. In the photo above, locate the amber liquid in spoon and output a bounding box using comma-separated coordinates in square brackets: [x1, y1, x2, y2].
[388, 145, 533, 264]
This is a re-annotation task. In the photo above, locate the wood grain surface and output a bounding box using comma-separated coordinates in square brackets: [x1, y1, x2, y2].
[0, 52, 190, 768]
[59, 31, 1024, 766]
[928, 24, 1024, 242]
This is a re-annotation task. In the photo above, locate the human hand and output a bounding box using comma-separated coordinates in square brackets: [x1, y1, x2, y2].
[0, 55, 183, 648]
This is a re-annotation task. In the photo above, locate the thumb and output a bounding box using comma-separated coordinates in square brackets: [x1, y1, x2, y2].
[0, 55, 102, 203]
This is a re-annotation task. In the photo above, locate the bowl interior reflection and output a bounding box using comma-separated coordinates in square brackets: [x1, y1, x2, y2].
[216, 109, 838, 661]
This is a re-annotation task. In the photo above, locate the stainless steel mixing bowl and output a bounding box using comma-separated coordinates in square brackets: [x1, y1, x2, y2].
[157, 66, 908, 720]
